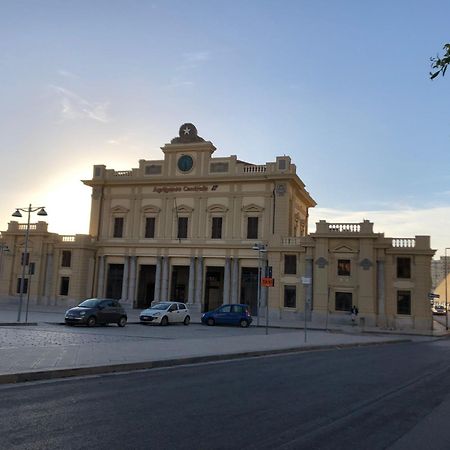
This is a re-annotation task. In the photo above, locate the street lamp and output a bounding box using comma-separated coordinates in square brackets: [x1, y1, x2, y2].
[252, 243, 267, 327]
[445, 248, 450, 331]
[12, 204, 47, 322]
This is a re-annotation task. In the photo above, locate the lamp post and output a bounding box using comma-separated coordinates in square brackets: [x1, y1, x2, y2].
[252, 243, 267, 327]
[445, 248, 450, 331]
[12, 204, 47, 322]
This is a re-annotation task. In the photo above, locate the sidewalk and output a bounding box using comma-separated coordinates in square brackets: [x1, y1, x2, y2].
[0, 298, 441, 385]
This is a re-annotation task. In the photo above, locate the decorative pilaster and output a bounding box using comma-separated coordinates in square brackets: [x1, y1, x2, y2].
[223, 257, 231, 304]
[305, 257, 313, 319]
[44, 253, 53, 301]
[97, 255, 105, 298]
[377, 260, 386, 327]
[154, 256, 162, 304]
[188, 257, 195, 304]
[121, 256, 129, 302]
[127, 256, 137, 306]
[231, 258, 239, 304]
[195, 257, 203, 306]
[161, 256, 169, 302]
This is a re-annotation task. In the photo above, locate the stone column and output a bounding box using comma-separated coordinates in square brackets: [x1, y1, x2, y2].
[127, 256, 137, 306]
[377, 260, 386, 327]
[188, 257, 195, 305]
[231, 258, 239, 304]
[121, 256, 129, 302]
[223, 257, 231, 304]
[305, 257, 313, 320]
[161, 256, 169, 302]
[44, 253, 53, 302]
[195, 257, 203, 307]
[97, 255, 105, 298]
[154, 257, 162, 304]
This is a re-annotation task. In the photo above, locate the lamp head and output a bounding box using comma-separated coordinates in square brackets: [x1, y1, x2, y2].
[37, 208, 47, 216]
[12, 210, 22, 218]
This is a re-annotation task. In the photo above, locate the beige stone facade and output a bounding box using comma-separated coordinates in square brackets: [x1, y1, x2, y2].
[0, 123, 435, 332]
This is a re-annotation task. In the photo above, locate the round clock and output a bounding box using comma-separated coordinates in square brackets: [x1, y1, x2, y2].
[178, 155, 193, 172]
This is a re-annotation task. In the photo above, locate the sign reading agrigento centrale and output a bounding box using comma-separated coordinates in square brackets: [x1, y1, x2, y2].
[153, 185, 218, 193]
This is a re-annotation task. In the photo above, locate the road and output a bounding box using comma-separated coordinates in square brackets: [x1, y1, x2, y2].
[2, 339, 450, 450]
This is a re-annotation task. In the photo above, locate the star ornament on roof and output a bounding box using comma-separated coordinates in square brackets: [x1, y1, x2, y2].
[183, 126, 191, 135]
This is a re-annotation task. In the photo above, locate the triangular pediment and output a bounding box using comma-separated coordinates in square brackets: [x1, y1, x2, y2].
[142, 205, 161, 214]
[332, 245, 357, 253]
[174, 204, 193, 213]
[111, 205, 129, 213]
[242, 203, 264, 213]
[207, 204, 228, 213]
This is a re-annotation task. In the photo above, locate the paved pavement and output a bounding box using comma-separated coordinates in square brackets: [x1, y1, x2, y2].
[0, 297, 444, 385]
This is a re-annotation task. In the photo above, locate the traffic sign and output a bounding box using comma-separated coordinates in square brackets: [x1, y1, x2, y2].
[262, 277, 274, 287]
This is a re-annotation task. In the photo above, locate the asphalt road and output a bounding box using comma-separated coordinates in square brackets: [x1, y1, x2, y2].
[2, 339, 450, 450]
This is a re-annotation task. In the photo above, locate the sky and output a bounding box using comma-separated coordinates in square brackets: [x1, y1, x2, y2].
[0, 0, 449, 256]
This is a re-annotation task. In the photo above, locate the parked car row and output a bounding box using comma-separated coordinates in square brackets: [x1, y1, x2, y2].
[65, 299, 253, 328]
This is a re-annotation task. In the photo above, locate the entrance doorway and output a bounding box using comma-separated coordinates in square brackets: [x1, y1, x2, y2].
[204, 266, 224, 312]
[240, 267, 258, 315]
[170, 266, 190, 302]
[106, 264, 124, 300]
[137, 265, 156, 308]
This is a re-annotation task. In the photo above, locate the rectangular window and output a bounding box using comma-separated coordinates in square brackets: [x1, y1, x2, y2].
[21, 252, 30, 266]
[335, 292, 352, 311]
[60, 277, 70, 296]
[284, 285, 296, 308]
[397, 257, 411, 278]
[16, 278, 28, 294]
[145, 217, 155, 238]
[61, 250, 72, 267]
[338, 259, 351, 276]
[247, 217, 258, 239]
[284, 255, 297, 274]
[113, 217, 124, 238]
[397, 290, 411, 315]
[211, 217, 222, 239]
[178, 217, 188, 239]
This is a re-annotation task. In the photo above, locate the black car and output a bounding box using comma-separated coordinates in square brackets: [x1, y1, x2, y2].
[65, 298, 127, 327]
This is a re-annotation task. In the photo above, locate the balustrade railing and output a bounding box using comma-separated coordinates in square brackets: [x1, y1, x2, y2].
[328, 223, 361, 233]
[243, 165, 267, 173]
[391, 238, 416, 248]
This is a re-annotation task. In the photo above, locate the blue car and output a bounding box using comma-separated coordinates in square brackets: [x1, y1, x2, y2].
[201, 304, 252, 328]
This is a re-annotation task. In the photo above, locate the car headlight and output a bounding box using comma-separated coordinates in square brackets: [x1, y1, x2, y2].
[152, 312, 161, 316]
[79, 311, 87, 316]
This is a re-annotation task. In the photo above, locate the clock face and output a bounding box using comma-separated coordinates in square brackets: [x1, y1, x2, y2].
[178, 155, 193, 172]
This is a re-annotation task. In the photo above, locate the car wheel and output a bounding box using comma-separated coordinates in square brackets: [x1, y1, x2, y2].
[87, 316, 96, 327]
[160, 316, 169, 326]
[117, 316, 127, 327]
[183, 315, 190, 325]
[207, 318, 215, 326]
[239, 319, 249, 328]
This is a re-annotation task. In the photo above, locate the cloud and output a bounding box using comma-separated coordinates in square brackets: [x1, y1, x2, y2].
[309, 206, 450, 257]
[180, 51, 210, 69]
[57, 69, 79, 79]
[165, 50, 210, 89]
[50, 85, 110, 123]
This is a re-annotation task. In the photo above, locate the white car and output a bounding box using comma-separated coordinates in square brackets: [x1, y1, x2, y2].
[140, 301, 190, 326]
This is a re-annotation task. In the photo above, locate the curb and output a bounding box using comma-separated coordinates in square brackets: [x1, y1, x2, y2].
[0, 323, 38, 327]
[0, 338, 410, 385]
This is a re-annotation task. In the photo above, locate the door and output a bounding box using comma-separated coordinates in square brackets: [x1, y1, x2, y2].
[215, 305, 232, 324]
[167, 303, 180, 323]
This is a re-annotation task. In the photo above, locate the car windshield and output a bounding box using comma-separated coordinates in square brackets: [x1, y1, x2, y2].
[78, 299, 101, 308]
[149, 302, 171, 310]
